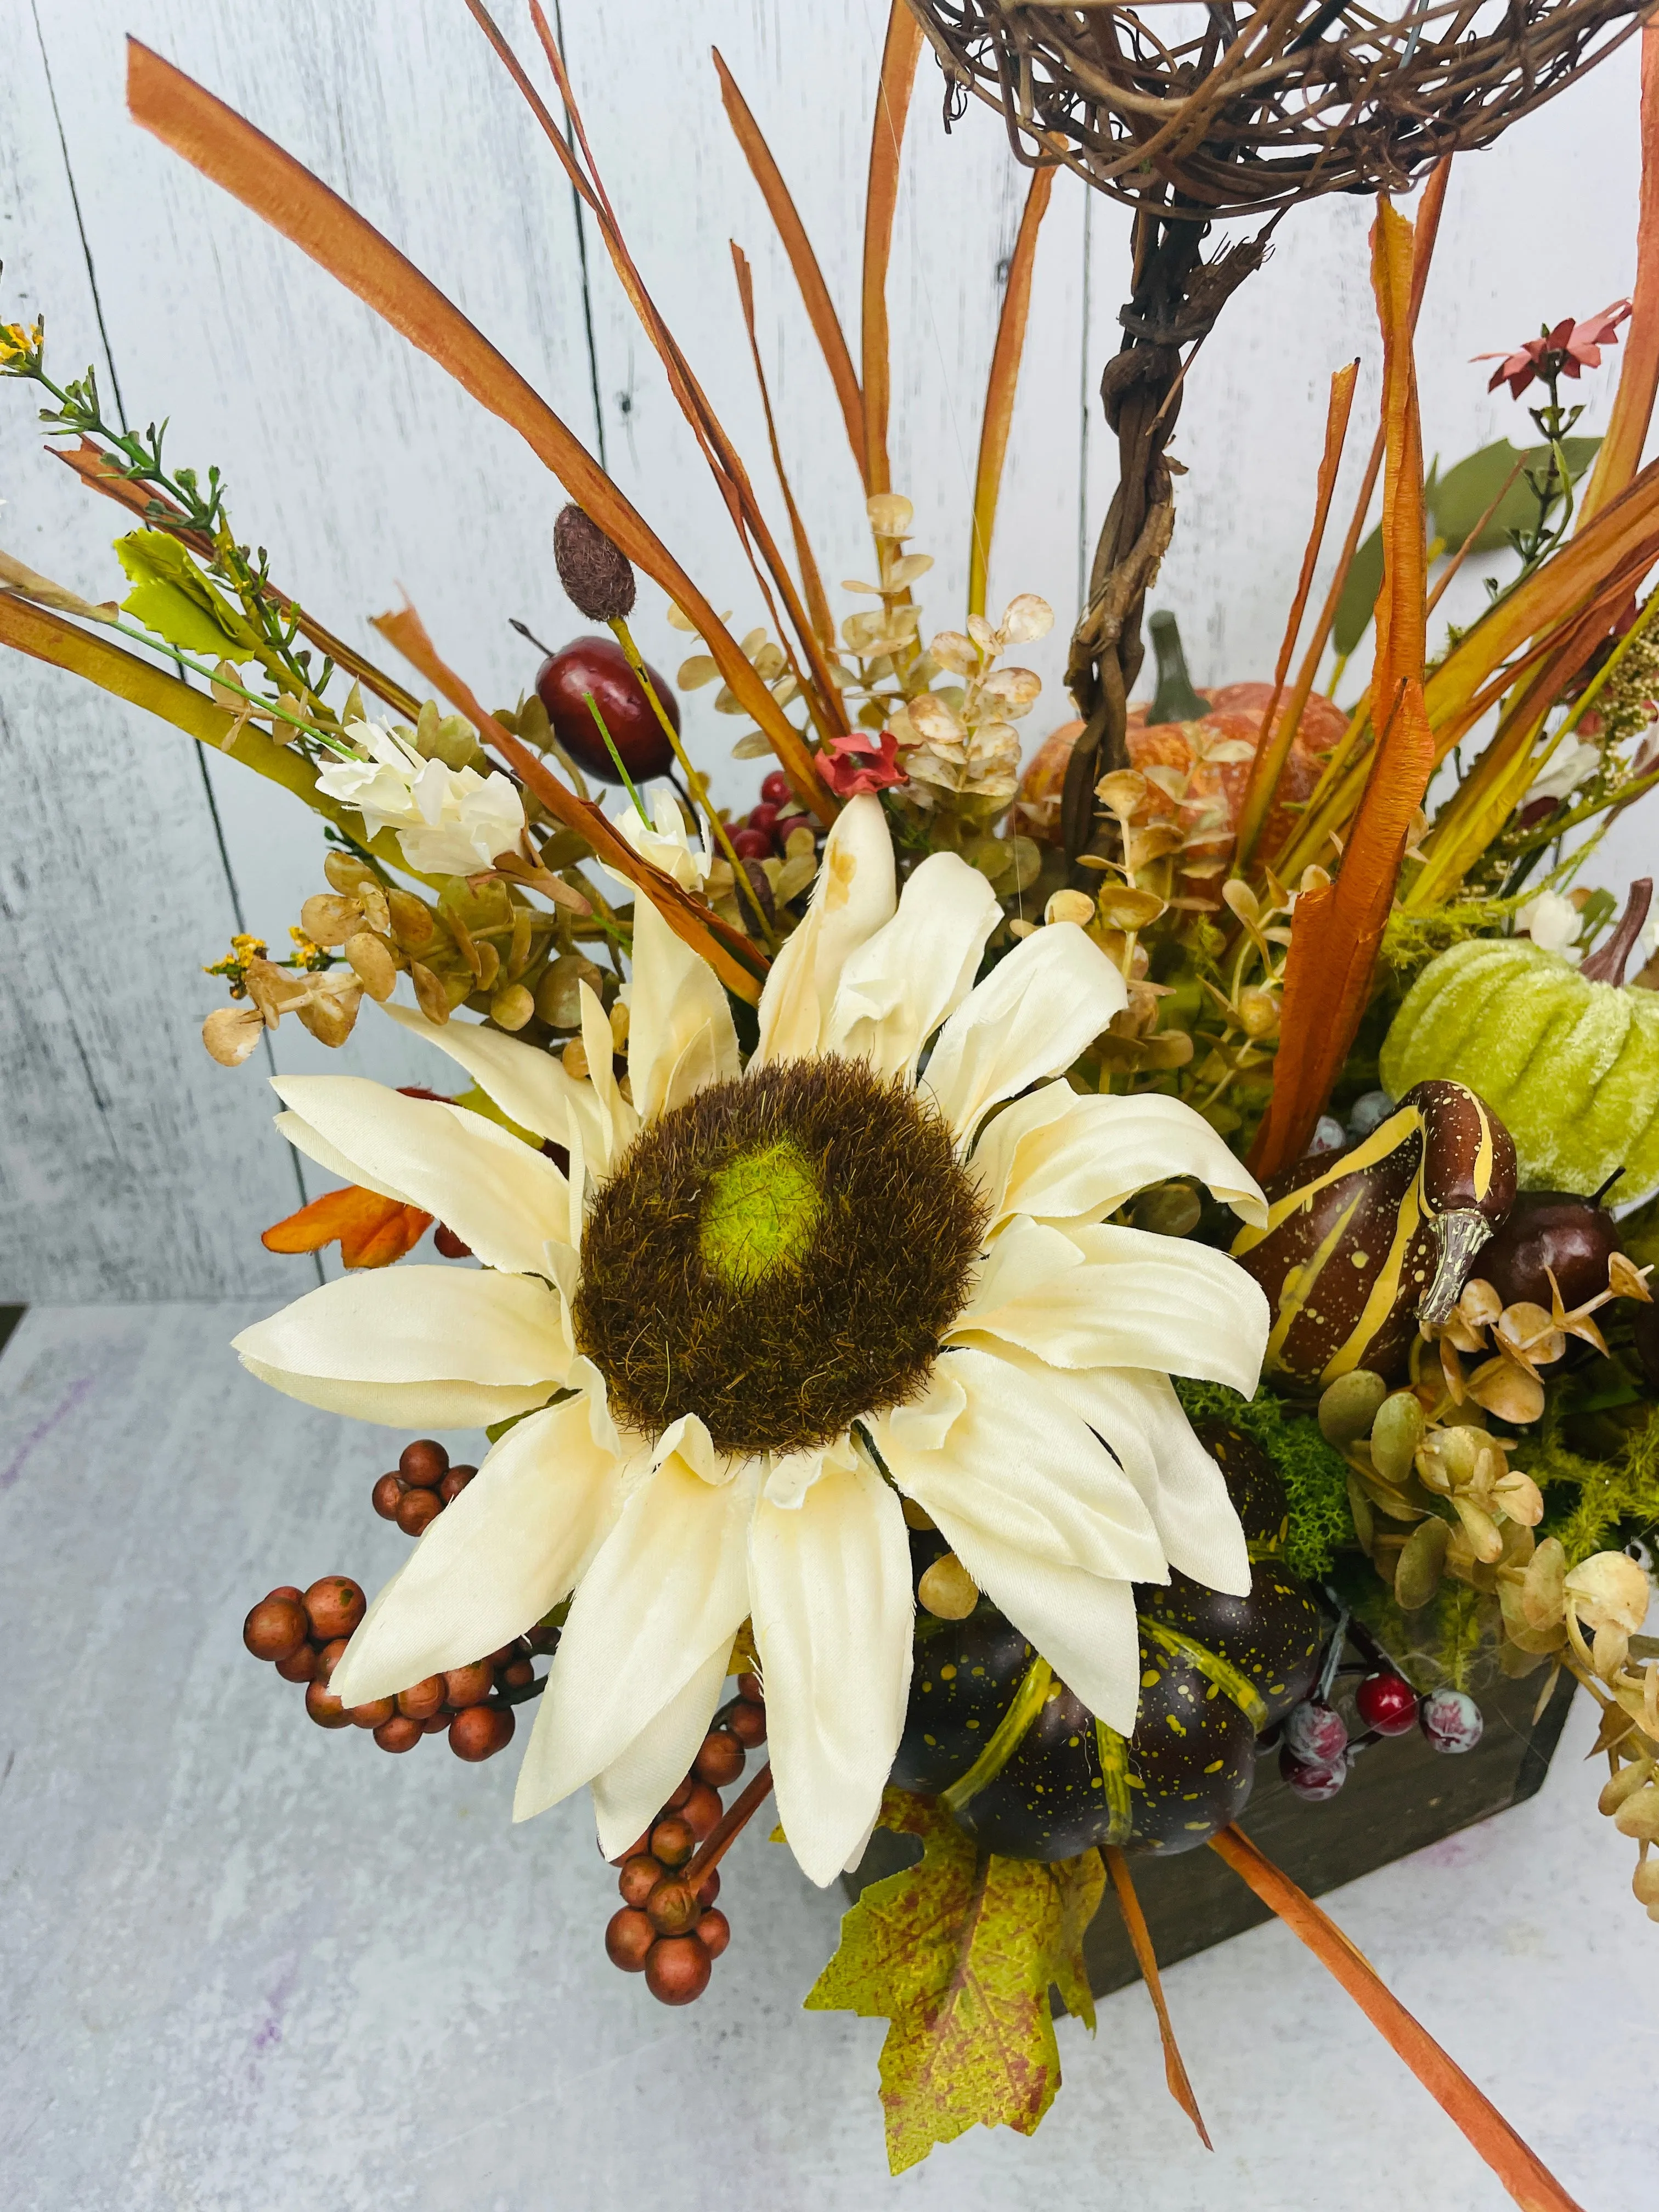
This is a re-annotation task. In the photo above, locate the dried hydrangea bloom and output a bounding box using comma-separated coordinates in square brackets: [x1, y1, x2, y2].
[232, 795, 1271, 1885]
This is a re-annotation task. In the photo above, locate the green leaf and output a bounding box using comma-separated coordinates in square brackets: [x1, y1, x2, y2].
[114, 529, 261, 658]
[1333, 520, 1386, 659]
[1428, 437, 1600, 556]
[805, 1789, 1105, 2174]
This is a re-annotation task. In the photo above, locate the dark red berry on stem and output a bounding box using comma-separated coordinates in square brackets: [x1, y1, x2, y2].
[694, 1866, 721, 1908]
[1420, 1686, 1483, 1753]
[274, 1642, 320, 1684]
[397, 1674, 448, 1722]
[305, 1678, 352, 1730]
[681, 1781, 723, 1842]
[694, 1730, 745, 1788]
[1356, 1671, 1419, 1736]
[348, 1696, 397, 1730]
[433, 1224, 473, 1260]
[605, 1908, 656, 1972]
[439, 1465, 476, 1504]
[243, 1595, 309, 1663]
[645, 1877, 703, 1937]
[696, 1908, 731, 1959]
[374, 1714, 422, 1754]
[450, 1704, 515, 1761]
[645, 1934, 711, 2006]
[731, 826, 772, 862]
[618, 1854, 664, 1908]
[1279, 1745, 1347, 1802]
[535, 637, 678, 785]
[303, 1577, 366, 1642]
[499, 1657, 535, 1689]
[1283, 1699, 1348, 1765]
[650, 1815, 696, 1869]
[371, 1472, 407, 1521]
[760, 772, 790, 807]
[748, 804, 781, 837]
[399, 1440, 449, 1489]
[726, 1699, 766, 1748]
[396, 1488, 444, 1538]
[444, 1660, 494, 1709]
[1479, 1192, 1623, 1315]
[736, 1673, 764, 1703]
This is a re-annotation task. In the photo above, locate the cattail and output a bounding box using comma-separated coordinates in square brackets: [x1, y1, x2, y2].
[554, 503, 636, 622]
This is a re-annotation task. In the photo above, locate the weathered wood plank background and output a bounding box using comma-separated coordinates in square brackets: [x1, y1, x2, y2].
[1, 2, 1652, 1301]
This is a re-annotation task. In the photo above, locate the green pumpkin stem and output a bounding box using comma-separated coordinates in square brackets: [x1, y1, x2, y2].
[1148, 610, 1209, 722]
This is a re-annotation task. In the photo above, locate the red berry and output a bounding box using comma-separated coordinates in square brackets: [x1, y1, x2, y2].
[303, 1577, 365, 1642]
[304, 1678, 352, 1730]
[748, 803, 781, 836]
[433, 1223, 473, 1260]
[314, 1638, 349, 1687]
[396, 1487, 444, 1537]
[399, 1440, 449, 1488]
[268, 1585, 303, 1603]
[242, 1595, 309, 1663]
[605, 1907, 656, 1972]
[696, 1907, 731, 1959]
[650, 1815, 696, 1869]
[443, 1660, 494, 1709]
[618, 1854, 664, 1907]
[681, 1780, 723, 1841]
[731, 826, 772, 861]
[374, 1714, 422, 1753]
[644, 1934, 711, 2006]
[396, 1674, 448, 1722]
[1420, 1686, 1483, 1754]
[439, 1465, 476, 1504]
[449, 1703, 515, 1761]
[726, 1699, 766, 1748]
[694, 1730, 745, 1788]
[371, 1472, 407, 1521]
[420, 1712, 453, 1735]
[645, 1877, 702, 1937]
[695, 1866, 721, 1908]
[663, 1775, 694, 1810]
[499, 1657, 535, 1689]
[736, 1673, 764, 1703]
[274, 1642, 320, 1684]
[535, 636, 678, 783]
[760, 771, 790, 806]
[348, 1696, 397, 1730]
[1282, 1699, 1348, 1765]
[1356, 1671, 1419, 1737]
[1278, 1745, 1347, 1801]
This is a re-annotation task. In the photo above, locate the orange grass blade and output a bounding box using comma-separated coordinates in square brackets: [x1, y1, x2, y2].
[714, 47, 865, 486]
[862, 4, 924, 497]
[967, 163, 1056, 619]
[732, 242, 837, 650]
[1250, 200, 1434, 1180]
[370, 599, 767, 1005]
[124, 37, 834, 826]
[1209, 1827, 1586, 2212]
[1103, 1848, 1211, 2150]
[1581, 21, 1659, 524]
[1234, 357, 1359, 866]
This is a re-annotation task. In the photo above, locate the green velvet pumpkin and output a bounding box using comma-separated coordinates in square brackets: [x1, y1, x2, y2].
[1379, 937, 1659, 1200]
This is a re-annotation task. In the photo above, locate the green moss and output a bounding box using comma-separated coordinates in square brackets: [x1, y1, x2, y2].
[1378, 900, 1513, 983]
[1173, 1379, 1354, 1581]
[1515, 1392, 1659, 1564]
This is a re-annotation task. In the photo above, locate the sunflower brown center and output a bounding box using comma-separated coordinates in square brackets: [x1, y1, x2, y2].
[573, 1057, 987, 1458]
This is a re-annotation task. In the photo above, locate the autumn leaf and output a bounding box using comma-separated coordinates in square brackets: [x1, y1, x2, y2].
[805, 1789, 1104, 2174]
[261, 1184, 433, 1268]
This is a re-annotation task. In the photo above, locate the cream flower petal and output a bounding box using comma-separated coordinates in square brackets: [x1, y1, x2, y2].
[956, 1217, 1269, 1396]
[526, 1445, 758, 1809]
[749, 1447, 913, 1887]
[382, 1002, 608, 1160]
[580, 1643, 732, 1853]
[823, 851, 1000, 1079]
[753, 793, 896, 1066]
[329, 1397, 625, 1708]
[273, 1109, 416, 1207]
[923, 923, 1127, 1144]
[872, 1345, 1165, 1583]
[270, 1075, 574, 1274]
[970, 1082, 1269, 1233]
[627, 893, 739, 1123]
[958, 1339, 1250, 1598]
[937, 1524, 1143, 1737]
[579, 980, 640, 1171]
[232, 1267, 567, 1427]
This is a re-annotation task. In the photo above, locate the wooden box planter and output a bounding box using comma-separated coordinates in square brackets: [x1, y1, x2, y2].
[847, 1664, 1578, 1997]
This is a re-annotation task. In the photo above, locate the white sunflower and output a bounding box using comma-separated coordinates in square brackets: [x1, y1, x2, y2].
[233, 793, 1271, 1884]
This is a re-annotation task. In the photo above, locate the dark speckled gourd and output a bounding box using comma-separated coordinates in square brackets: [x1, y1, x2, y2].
[891, 1423, 1324, 1861]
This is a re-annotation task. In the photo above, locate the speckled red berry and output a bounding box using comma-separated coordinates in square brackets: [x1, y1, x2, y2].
[374, 1714, 422, 1753]
[371, 1472, 407, 1521]
[396, 1674, 448, 1722]
[696, 1907, 731, 1959]
[1356, 1671, 1419, 1736]
[618, 1854, 664, 1908]
[439, 1464, 476, 1504]
[681, 1780, 723, 1841]
[726, 1699, 766, 1748]
[433, 1224, 473, 1260]
[759, 772, 790, 808]
[399, 1440, 449, 1488]
[605, 1907, 655, 1972]
[303, 1577, 365, 1641]
[645, 1877, 702, 1937]
[644, 1934, 711, 2006]
[694, 1730, 744, 1788]
[443, 1660, 494, 1709]
[243, 1595, 309, 1663]
[1420, 1686, 1483, 1754]
[731, 826, 772, 861]
[449, 1703, 516, 1761]
[274, 1642, 320, 1684]
[650, 1814, 696, 1868]
[1278, 1745, 1347, 1801]
[1283, 1699, 1348, 1765]
[396, 1487, 444, 1537]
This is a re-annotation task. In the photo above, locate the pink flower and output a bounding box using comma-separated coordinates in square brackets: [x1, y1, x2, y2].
[1475, 301, 1632, 399]
[817, 728, 906, 797]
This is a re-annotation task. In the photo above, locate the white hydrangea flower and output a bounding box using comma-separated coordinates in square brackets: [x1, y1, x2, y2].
[1516, 888, 1583, 961]
[316, 718, 525, 877]
[1530, 736, 1601, 806]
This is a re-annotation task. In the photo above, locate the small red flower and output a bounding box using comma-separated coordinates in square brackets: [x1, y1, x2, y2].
[1475, 300, 1632, 399]
[817, 728, 906, 797]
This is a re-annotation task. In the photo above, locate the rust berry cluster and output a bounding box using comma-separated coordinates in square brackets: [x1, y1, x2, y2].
[371, 1436, 476, 1537]
[603, 1675, 766, 2007]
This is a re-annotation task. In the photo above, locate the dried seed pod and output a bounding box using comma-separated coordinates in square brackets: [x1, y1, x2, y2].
[536, 951, 605, 1029]
[1393, 1514, 1451, 1611]
[409, 961, 452, 1025]
[917, 1553, 978, 1620]
[202, 1005, 267, 1067]
[295, 978, 364, 1048]
[554, 503, 637, 622]
[1317, 1369, 1387, 1446]
[1617, 1785, 1659, 1843]
[1599, 1758, 1654, 1817]
[299, 893, 366, 949]
[490, 983, 535, 1031]
[386, 889, 435, 949]
[324, 850, 377, 896]
[345, 931, 397, 1002]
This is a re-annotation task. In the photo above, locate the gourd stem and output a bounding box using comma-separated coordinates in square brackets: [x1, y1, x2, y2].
[1579, 877, 1653, 985]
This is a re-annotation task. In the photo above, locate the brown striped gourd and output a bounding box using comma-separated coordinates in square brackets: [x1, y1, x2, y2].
[1229, 1079, 1516, 1390]
[891, 1424, 1322, 1860]
[1379, 882, 1659, 1204]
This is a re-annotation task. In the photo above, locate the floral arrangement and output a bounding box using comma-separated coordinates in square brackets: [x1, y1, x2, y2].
[6, 10, 1659, 2205]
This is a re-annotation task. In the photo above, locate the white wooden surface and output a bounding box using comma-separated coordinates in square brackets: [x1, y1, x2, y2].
[1, 1297, 1651, 2211]
[1, 3, 1655, 1299]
